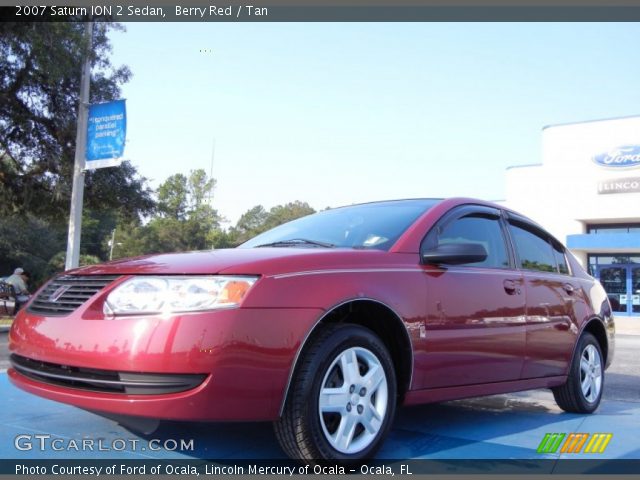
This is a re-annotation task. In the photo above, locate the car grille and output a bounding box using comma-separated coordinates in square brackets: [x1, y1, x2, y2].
[28, 275, 120, 316]
[10, 355, 207, 395]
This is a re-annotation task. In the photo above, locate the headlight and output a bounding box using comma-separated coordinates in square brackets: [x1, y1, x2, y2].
[103, 276, 258, 316]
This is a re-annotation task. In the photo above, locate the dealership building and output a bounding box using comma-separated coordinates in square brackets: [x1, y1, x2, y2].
[504, 115, 640, 317]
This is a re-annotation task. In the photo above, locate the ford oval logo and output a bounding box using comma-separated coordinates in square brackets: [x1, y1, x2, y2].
[593, 145, 640, 168]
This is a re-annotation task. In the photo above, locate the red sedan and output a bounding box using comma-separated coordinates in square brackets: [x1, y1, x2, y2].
[9, 198, 614, 462]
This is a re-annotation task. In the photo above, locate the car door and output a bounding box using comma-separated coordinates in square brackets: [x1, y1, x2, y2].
[414, 206, 526, 389]
[506, 215, 578, 379]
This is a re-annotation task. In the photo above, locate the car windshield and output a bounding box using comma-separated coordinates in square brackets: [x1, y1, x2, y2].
[240, 199, 440, 251]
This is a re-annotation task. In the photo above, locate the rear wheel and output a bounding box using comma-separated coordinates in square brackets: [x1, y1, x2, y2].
[275, 324, 397, 463]
[552, 332, 604, 413]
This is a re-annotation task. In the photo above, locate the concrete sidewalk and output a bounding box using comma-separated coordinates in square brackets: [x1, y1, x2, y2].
[0, 317, 13, 332]
[614, 316, 640, 335]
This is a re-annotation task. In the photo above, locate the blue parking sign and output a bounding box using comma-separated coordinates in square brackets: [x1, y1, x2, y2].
[86, 100, 126, 169]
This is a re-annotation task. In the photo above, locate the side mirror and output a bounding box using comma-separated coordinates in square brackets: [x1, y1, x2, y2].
[421, 243, 488, 265]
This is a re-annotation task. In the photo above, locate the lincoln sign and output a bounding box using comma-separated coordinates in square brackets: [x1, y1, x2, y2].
[598, 177, 640, 195]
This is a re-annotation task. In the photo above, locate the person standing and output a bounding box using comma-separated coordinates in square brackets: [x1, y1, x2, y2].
[5, 267, 31, 315]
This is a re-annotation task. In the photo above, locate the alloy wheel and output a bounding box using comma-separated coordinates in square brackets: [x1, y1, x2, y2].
[318, 346, 388, 454]
[580, 344, 602, 403]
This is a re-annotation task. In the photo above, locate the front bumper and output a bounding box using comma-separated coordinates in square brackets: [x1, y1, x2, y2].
[8, 306, 321, 421]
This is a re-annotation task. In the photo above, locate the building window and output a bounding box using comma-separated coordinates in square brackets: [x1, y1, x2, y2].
[589, 255, 640, 265]
[587, 224, 640, 234]
[588, 255, 640, 275]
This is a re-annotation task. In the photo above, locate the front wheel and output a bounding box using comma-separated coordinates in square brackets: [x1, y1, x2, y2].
[552, 332, 604, 413]
[274, 324, 397, 463]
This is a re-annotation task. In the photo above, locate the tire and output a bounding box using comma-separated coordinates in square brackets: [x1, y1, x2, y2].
[274, 324, 397, 463]
[552, 332, 604, 413]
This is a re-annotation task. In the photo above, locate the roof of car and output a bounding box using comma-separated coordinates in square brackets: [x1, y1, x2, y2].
[329, 198, 444, 210]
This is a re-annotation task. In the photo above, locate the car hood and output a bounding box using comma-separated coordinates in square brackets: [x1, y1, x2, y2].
[70, 247, 399, 277]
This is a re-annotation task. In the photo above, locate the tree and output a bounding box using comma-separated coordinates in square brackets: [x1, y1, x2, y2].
[230, 205, 269, 244]
[107, 217, 148, 260]
[158, 173, 188, 220]
[263, 201, 315, 230]
[113, 169, 222, 258]
[0, 23, 155, 284]
[80, 208, 117, 259]
[228, 201, 316, 246]
[188, 169, 215, 216]
[46, 251, 101, 280]
[0, 214, 65, 286]
[0, 22, 153, 221]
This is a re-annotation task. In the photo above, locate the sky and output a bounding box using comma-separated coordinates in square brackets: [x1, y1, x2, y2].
[108, 23, 640, 226]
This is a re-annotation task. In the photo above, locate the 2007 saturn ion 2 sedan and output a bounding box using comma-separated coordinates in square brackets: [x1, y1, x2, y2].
[9, 198, 614, 463]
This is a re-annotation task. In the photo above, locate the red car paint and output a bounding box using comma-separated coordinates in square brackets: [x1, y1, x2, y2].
[8, 198, 614, 423]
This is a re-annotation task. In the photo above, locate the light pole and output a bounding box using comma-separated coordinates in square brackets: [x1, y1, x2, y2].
[65, 21, 93, 271]
[109, 229, 116, 261]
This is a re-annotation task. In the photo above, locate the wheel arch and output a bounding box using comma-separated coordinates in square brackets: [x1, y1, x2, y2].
[553, 316, 608, 414]
[581, 317, 609, 366]
[279, 298, 413, 416]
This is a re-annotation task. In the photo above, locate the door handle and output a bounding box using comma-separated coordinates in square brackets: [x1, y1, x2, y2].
[504, 279, 518, 295]
[563, 283, 575, 294]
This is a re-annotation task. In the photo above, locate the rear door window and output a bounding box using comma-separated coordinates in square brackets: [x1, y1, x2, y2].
[508, 222, 557, 273]
[552, 242, 570, 275]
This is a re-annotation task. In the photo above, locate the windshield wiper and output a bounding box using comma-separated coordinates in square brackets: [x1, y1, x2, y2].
[255, 238, 336, 248]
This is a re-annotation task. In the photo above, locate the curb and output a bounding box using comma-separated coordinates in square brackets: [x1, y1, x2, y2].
[0, 316, 13, 332]
[614, 316, 640, 336]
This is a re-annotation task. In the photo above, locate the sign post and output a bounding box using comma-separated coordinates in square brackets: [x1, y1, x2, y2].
[65, 21, 93, 271]
[65, 24, 127, 270]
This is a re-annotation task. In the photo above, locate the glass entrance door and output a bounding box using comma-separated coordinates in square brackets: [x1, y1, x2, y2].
[632, 267, 640, 314]
[597, 265, 640, 316]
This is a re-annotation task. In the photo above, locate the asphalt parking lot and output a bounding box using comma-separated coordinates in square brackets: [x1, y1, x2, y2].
[1, 329, 639, 469]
